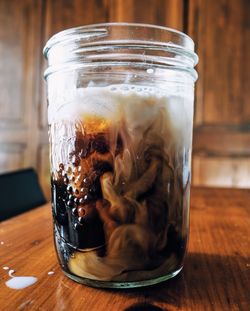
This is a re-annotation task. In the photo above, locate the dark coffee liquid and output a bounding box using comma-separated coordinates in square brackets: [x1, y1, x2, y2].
[51, 130, 117, 249]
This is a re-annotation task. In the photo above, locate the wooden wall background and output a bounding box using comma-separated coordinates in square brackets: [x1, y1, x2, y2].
[0, 0, 249, 198]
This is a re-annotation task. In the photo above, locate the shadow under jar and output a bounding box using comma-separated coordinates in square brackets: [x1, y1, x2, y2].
[43, 23, 198, 288]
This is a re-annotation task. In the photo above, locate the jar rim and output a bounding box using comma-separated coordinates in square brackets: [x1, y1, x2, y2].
[43, 22, 196, 58]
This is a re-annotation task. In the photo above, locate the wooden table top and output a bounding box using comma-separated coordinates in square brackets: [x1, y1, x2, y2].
[0, 187, 249, 311]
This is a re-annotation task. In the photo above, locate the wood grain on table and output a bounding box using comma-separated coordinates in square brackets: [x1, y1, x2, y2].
[0, 188, 249, 311]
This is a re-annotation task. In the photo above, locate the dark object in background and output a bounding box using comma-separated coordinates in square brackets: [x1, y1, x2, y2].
[0, 168, 46, 221]
[124, 303, 164, 311]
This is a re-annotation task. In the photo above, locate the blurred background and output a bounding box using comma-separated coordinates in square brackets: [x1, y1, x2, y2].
[0, 0, 249, 200]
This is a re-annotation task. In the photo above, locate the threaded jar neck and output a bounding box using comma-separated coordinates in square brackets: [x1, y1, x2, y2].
[43, 23, 198, 80]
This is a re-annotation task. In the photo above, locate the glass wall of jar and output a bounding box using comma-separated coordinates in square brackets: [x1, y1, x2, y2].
[44, 23, 198, 288]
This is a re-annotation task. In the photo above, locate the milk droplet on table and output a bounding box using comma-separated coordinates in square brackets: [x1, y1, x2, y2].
[5, 269, 38, 290]
[5, 276, 38, 290]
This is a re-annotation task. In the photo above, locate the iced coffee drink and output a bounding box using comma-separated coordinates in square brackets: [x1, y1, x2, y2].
[49, 84, 193, 284]
[44, 23, 198, 288]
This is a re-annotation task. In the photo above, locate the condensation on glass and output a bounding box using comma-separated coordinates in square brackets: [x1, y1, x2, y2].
[43, 23, 198, 288]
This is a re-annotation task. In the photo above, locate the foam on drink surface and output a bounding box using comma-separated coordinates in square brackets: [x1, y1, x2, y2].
[48, 84, 193, 149]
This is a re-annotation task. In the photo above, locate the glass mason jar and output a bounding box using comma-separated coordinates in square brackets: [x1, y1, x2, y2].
[43, 23, 198, 288]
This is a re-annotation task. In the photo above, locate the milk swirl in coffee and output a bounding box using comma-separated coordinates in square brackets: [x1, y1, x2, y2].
[49, 84, 193, 282]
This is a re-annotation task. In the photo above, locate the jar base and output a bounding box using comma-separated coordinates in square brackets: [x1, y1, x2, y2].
[62, 266, 183, 289]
